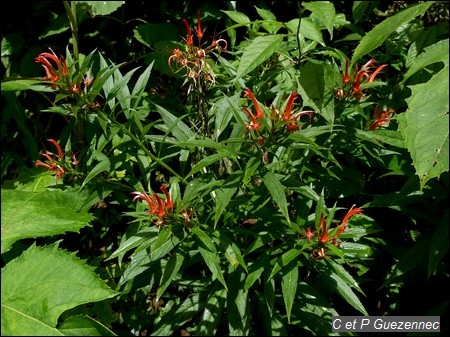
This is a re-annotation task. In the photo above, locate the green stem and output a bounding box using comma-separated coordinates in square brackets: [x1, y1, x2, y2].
[63, 1, 79, 72]
[118, 124, 188, 185]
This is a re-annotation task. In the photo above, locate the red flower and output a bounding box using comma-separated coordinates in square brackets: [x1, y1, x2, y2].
[243, 89, 265, 119]
[182, 19, 193, 46]
[368, 109, 395, 130]
[282, 92, 314, 132]
[35, 50, 68, 83]
[131, 185, 173, 219]
[35, 139, 65, 180]
[303, 226, 316, 242]
[335, 205, 364, 235]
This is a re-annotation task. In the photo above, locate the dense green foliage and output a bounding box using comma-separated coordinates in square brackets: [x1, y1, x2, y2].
[1, 1, 448, 336]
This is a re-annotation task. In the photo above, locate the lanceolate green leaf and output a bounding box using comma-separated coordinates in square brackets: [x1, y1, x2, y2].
[156, 249, 185, 301]
[1, 189, 94, 254]
[397, 65, 449, 190]
[1, 244, 118, 335]
[281, 261, 298, 323]
[351, 2, 433, 64]
[262, 171, 289, 222]
[234, 35, 284, 82]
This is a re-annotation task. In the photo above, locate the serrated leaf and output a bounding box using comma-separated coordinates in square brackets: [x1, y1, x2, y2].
[222, 10, 251, 24]
[1, 245, 118, 335]
[234, 35, 283, 82]
[397, 66, 449, 189]
[78, 1, 125, 17]
[302, 1, 336, 39]
[262, 171, 289, 222]
[403, 39, 449, 84]
[351, 2, 433, 63]
[1, 189, 94, 254]
[58, 315, 116, 336]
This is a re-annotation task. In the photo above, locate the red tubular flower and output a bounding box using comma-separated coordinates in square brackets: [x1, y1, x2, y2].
[342, 58, 351, 84]
[243, 89, 265, 119]
[303, 227, 316, 242]
[35, 139, 65, 180]
[47, 138, 64, 160]
[336, 205, 364, 235]
[368, 64, 388, 83]
[182, 19, 193, 46]
[35, 50, 68, 82]
[243, 107, 261, 131]
[368, 109, 395, 130]
[196, 9, 205, 45]
[283, 93, 299, 121]
[131, 185, 174, 219]
[318, 213, 331, 243]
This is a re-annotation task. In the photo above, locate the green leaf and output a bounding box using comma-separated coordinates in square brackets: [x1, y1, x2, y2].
[192, 227, 228, 291]
[81, 158, 110, 188]
[403, 39, 449, 84]
[154, 103, 194, 141]
[1, 244, 118, 335]
[222, 10, 251, 24]
[1, 189, 94, 254]
[214, 185, 238, 227]
[234, 35, 283, 82]
[281, 261, 298, 323]
[156, 250, 185, 301]
[78, 1, 125, 17]
[262, 171, 289, 222]
[428, 220, 449, 277]
[397, 65, 449, 190]
[131, 61, 154, 109]
[351, 2, 433, 63]
[0, 79, 55, 92]
[227, 267, 251, 335]
[268, 248, 303, 281]
[302, 1, 336, 39]
[149, 226, 180, 261]
[58, 315, 116, 336]
[195, 283, 227, 336]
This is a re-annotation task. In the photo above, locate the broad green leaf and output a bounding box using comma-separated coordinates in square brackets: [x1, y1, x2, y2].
[156, 250, 185, 301]
[262, 171, 289, 222]
[1, 189, 94, 254]
[1, 168, 56, 192]
[192, 227, 228, 290]
[222, 10, 251, 24]
[78, 1, 125, 17]
[302, 1, 335, 39]
[428, 220, 449, 277]
[352, 1, 372, 23]
[397, 66, 449, 190]
[1, 244, 118, 335]
[403, 39, 449, 84]
[58, 315, 116, 336]
[297, 61, 335, 124]
[213, 93, 240, 138]
[281, 261, 298, 323]
[351, 2, 433, 63]
[234, 35, 283, 82]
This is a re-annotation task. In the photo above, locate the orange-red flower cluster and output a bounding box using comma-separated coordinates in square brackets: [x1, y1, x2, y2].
[35, 139, 66, 180]
[368, 108, 395, 130]
[242, 89, 314, 133]
[336, 58, 388, 101]
[131, 185, 174, 226]
[168, 10, 227, 82]
[303, 205, 364, 259]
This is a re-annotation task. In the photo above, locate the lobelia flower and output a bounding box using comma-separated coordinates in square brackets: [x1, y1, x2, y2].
[302, 226, 316, 242]
[242, 89, 265, 131]
[35, 49, 68, 83]
[282, 92, 314, 132]
[35, 139, 65, 180]
[368, 109, 395, 130]
[335, 205, 364, 236]
[131, 185, 173, 220]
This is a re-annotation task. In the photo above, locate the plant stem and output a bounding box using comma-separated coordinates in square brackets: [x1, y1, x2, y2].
[63, 1, 79, 72]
